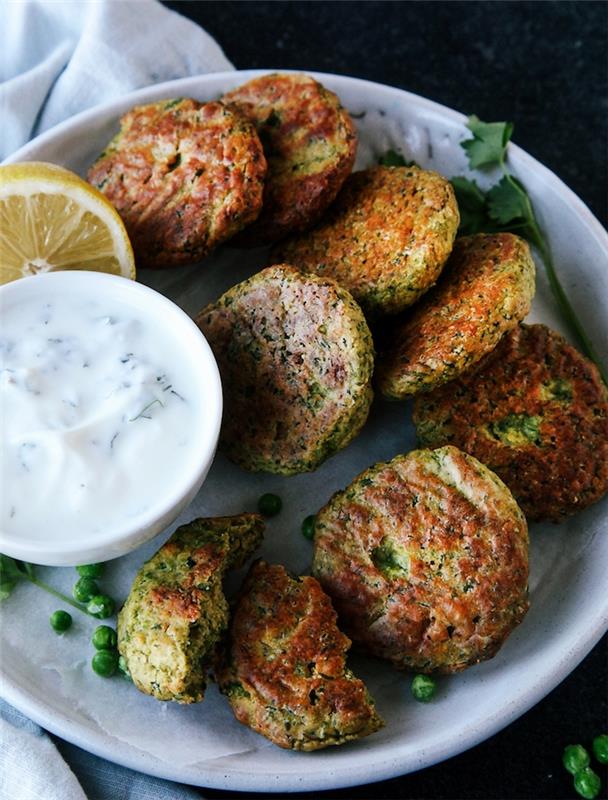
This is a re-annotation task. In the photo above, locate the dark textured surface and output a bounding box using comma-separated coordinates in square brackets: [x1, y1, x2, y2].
[162, 2, 608, 798]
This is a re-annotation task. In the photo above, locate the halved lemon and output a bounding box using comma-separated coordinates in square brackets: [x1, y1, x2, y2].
[0, 161, 135, 284]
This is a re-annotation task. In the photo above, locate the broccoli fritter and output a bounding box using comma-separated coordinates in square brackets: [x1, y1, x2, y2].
[414, 324, 608, 520]
[377, 232, 535, 398]
[196, 264, 375, 474]
[216, 561, 384, 750]
[312, 446, 529, 674]
[222, 72, 357, 245]
[275, 165, 459, 316]
[117, 514, 264, 703]
[87, 98, 266, 268]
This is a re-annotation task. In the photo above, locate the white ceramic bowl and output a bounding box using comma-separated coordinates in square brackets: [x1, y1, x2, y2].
[0, 271, 222, 566]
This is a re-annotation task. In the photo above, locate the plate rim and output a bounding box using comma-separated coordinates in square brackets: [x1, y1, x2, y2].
[2, 68, 607, 793]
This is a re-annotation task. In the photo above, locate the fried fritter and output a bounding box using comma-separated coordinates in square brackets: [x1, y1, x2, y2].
[196, 264, 374, 474]
[312, 446, 529, 674]
[414, 324, 608, 521]
[222, 73, 356, 245]
[377, 232, 536, 398]
[275, 165, 459, 316]
[117, 514, 264, 703]
[87, 98, 266, 268]
[216, 561, 384, 750]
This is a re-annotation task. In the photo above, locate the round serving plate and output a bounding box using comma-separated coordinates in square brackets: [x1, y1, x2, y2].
[1, 70, 607, 793]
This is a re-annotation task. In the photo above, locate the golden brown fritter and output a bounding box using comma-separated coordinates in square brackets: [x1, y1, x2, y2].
[216, 561, 384, 750]
[414, 324, 608, 521]
[87, 98, 266, 268]
[312, 446, 529, 674]
[117, 514, 264, 703]
[196, 264, 374, 474]
[222, 73, 357, 245]
[275, 165, 459, 316]
[377, 232, 536, 398]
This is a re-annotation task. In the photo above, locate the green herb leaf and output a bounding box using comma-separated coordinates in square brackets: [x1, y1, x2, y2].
[461, 116, 513, 169]
[378, 149, 416, 167]
[0, 554, 24, 600]
[450, 177, 492, 235]
[486, 175, 530, 225]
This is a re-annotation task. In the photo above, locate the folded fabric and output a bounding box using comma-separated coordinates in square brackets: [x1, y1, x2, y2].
[0, 0, 234, 160]
[0, 1, 234, 797]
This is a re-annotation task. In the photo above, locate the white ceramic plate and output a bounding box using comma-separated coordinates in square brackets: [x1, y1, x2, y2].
[1, 71, 607, 793]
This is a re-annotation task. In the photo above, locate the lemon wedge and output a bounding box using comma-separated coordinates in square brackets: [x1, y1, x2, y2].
[0, 161, 135, 284]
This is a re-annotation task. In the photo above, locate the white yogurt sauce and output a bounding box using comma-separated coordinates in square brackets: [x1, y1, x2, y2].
[1, 293, 202, 543]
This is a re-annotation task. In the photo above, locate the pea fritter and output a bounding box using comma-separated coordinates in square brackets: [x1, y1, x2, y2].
[312, 446, 529, 674]
[216, 561, 384, 750]
[222, 72, 357, 245]
[196, 264, 375, 474]
[275, 165, 460, 316]
[377, 232, 536, 398]
[117, 514, 264, 703]
[414, 324, 608, 521]
[87, 98, 266, 268]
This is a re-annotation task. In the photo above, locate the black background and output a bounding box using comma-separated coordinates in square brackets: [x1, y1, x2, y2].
[161, 2, 607, 799]
[62, 2, 606, 798]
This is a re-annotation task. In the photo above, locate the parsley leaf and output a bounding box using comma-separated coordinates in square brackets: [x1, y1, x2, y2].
[461, 116, 514, 169]
[450, 177, 491, 235]
[378, 149, 417, 167]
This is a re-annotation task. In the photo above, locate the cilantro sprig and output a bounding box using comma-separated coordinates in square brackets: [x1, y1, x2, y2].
[453, 116, 606, 385]
[0, 554, 99, 616]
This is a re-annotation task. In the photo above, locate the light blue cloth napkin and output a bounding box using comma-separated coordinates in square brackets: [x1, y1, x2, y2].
[0, 1, 233, 797]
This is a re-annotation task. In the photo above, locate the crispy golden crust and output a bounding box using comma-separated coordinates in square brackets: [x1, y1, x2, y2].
[196, 264, 374, 474]
[414, 324, 608, 521]
[312, 446, 529, 674]
[222, 73, 357, 245]
[275, 166, 460, 316]
[376, 233, 536, 398]
[216, 561, 384, 750]
[117, 514, 264, 703]
[87, 98, 266, 268]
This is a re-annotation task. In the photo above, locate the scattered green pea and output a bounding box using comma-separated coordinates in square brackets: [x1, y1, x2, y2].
[301, 515, 316, 541]
[91, 649, 118, 677]
[573, 767, 601, 800]
[72, 576, 99, 603]
[86, 594, 115, 619]
[411, 674, 436, 703]
[563, 744, 591, 775]
[91, 625, 117, 651]
[49, 610, 72, 633]
[257, 493, 282, 517]
[76, 563, 104, 578]
[592, 734, 608, 764]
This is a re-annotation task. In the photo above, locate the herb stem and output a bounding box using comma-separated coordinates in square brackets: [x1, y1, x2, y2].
[26, 574, 92, 616]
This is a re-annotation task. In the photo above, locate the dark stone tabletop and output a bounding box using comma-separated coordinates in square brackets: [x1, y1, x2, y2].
[162, 3, 606, 798]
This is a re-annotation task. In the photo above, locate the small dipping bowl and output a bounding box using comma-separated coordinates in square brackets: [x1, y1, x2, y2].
[0, 271, 222, 566]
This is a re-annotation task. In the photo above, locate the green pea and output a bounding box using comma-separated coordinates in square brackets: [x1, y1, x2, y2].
[573, 767, 601, 800]
[592, 734, 608, 764]
[72, 576, 99, 603]
[91, 625, 117, 651]
[563, 744, 591, 775]
[411, 674, 436, 703]
[87, 594, 115, 619]
[257, 493, 282, 517]
[76, 563, 104, 578]
[49, 610, 72, 633]
[301, 515, 316, 541]
[91, 649, 118, 678]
